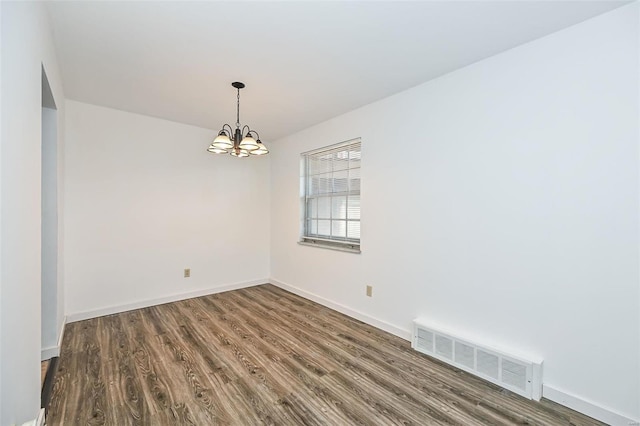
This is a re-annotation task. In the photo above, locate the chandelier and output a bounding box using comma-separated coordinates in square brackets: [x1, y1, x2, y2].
[207, 82, 268, 158]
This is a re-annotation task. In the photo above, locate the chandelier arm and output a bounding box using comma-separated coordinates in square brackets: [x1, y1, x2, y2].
[247, 129, 261, 140]
[222, 123, 234, 135]
[241, 125, 252, 136]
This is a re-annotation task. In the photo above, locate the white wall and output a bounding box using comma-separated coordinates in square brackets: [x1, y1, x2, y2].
[41, 105, 59, 354]
[64, 101, 270, 318]
[1, 1, 4, 420]
[0, 2, 66, 424]
[1, 1, 4, 421]
[271, 4, 639, 423]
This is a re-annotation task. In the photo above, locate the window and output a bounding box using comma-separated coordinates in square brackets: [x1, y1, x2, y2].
[300, 138, 361, 252]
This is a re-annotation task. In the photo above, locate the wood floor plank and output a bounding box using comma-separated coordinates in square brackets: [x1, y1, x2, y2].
[47, 284, 606, 425]
[104, 314, 153, 425]
[119, 309, 178, 417]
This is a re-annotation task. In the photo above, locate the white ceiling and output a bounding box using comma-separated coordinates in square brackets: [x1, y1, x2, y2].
[47, 1, 628, 142]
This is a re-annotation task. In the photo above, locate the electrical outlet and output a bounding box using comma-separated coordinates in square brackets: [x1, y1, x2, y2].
[366, 285, 372, 297]
[184, 268, 191, 278]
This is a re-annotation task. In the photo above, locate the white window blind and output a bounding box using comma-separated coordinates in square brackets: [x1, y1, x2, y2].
[300, 138, 361, 251]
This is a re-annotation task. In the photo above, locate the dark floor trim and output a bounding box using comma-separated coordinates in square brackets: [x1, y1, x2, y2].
[41, 356, 59, 415]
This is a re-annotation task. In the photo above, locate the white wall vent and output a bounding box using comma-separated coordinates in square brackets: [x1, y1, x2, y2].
[412, 318, 543, 400]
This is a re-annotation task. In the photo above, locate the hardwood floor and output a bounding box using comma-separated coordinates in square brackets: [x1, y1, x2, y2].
[42, 356, 59, 415]
[47, 284, 604, 425]
[41, 359, 50, 389]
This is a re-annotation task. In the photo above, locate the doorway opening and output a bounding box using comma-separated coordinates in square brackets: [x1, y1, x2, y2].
[41, 66, 59, 413]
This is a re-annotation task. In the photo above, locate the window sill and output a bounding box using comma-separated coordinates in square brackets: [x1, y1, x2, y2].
[298, 240, 361, 254]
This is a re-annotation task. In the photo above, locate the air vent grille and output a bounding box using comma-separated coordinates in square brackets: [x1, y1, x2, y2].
[455, 341, 475, 369]
[412, 319, 543, 400]
[502, 359, 527, 391]
[416, 328, 433, 352]
[435, 335, 453, 360]
[477, 349, 499, 379]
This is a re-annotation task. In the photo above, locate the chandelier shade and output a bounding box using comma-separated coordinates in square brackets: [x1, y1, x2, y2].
[239, 135, 258, 151]
[207, 82, 268, 158]
[252, 141, 269, 155]
[230, 148, 249, 158]
[206, 146, 228, 154]
[211, 132, 233, 149]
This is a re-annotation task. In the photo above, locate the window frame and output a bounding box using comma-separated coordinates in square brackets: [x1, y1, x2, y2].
[299, 138, 361, 253]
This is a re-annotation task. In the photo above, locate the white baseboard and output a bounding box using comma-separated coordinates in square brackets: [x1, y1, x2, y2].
[40, 345, 58, 361]
[543, 385, 638, 426]
[269, 278, 412, 341]
[20, 408, 45, 426]
[41, 315, 67, 360]
[57, 315, 66, 348]
[36, 408, 45, 426]
[66, 279, 268, 323]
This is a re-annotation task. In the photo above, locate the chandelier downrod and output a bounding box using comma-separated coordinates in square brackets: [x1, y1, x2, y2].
[233, 81, 244, 127]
